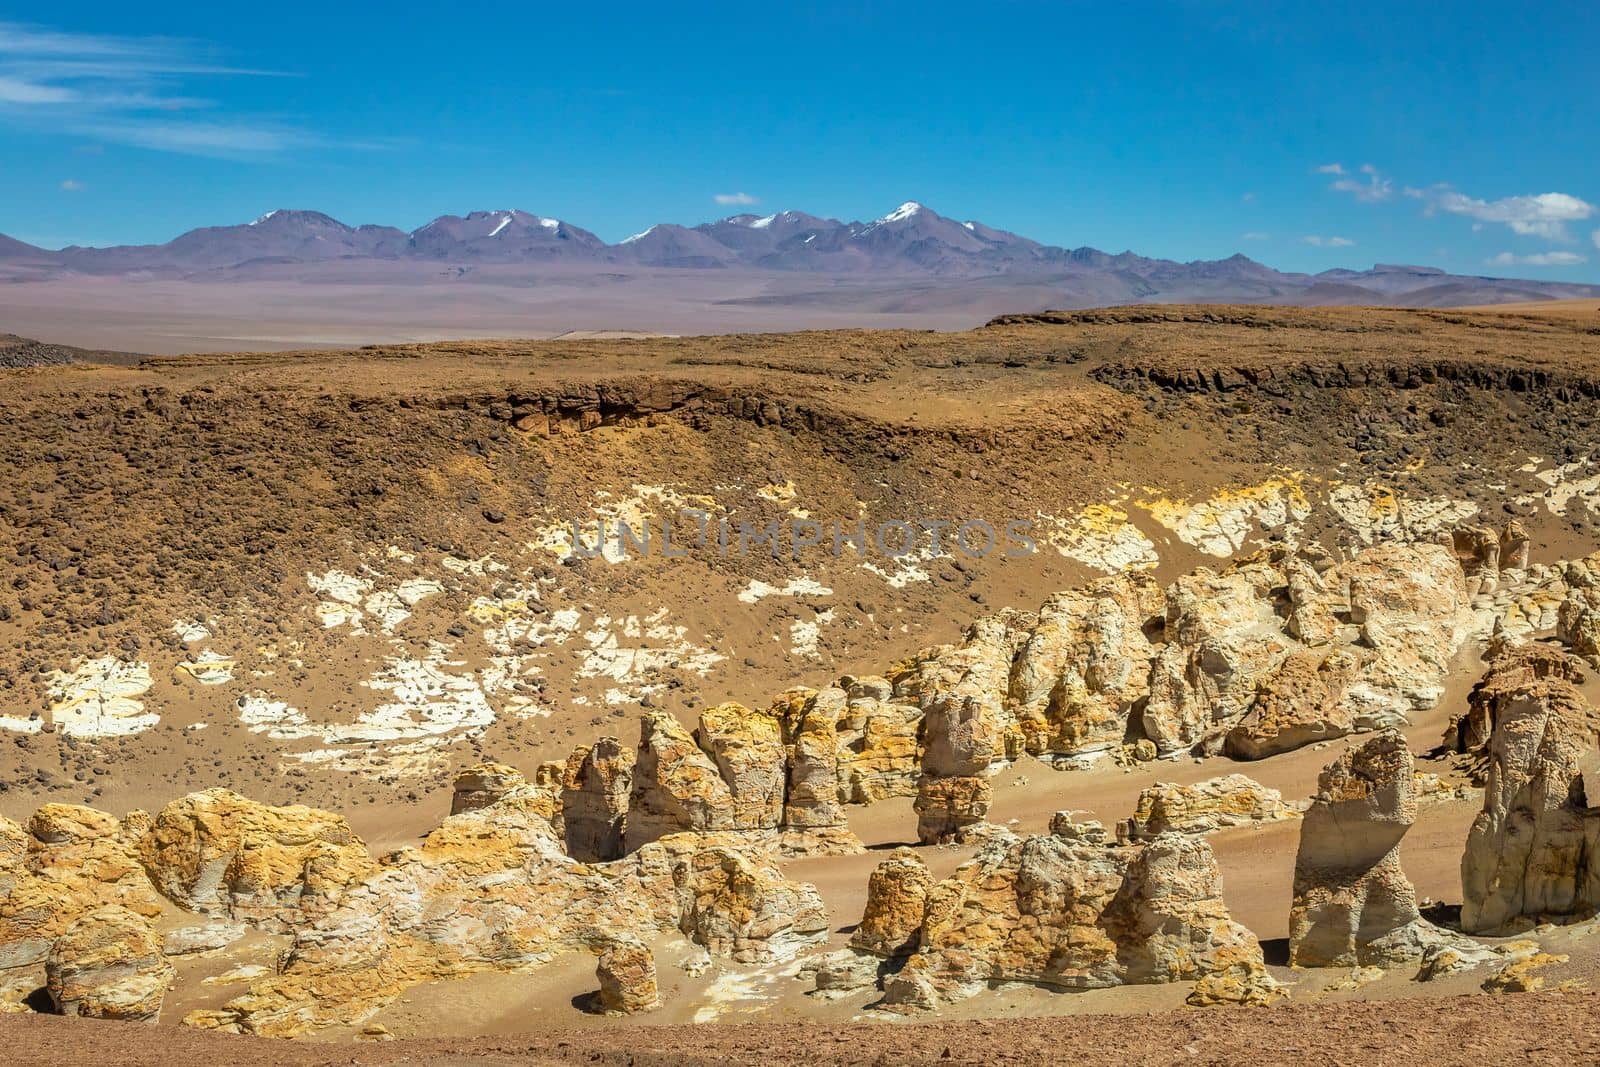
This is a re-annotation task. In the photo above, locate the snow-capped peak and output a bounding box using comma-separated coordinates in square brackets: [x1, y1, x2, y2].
[249, 210, 280, 227]
[880, 201, 924, 223]
[540, 217, 560, 231]
[962, 220, 975, 231]
[487, 214, 513, 238]
[620, 224, 657, 245]
[748, 214, 778, 229]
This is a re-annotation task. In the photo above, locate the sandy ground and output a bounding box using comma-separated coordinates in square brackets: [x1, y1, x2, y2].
[6, 992, 1600, 1066]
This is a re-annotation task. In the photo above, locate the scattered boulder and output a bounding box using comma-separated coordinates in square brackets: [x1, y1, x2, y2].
[46, 905, 174, 1022]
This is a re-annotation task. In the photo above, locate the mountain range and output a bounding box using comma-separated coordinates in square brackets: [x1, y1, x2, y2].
[5, 202, 1599, 307]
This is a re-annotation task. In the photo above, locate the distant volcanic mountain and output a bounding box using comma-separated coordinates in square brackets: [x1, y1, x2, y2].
[3, 201, 1598, 308]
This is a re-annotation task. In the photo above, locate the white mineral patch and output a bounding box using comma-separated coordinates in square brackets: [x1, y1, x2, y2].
[171, 618, 211, 645]
[1140, 475, 1311, 557]
[737, 576, 834, 603]
[307, 569, 372, 605]
[1035, 503, 1160, 572]
[175, 651, 236, 686]
[440, 554, 507, 576]
[0, 714, 42, 734]
[238, 643, 495, 767]
[48, 658, 157, 738]
[1533, 461, 1600, 516]
[531, 483, 719, 563]
[789, 609, 834, 658]
[1328, 484, 1479, 544]
[578, 618, 724, 683]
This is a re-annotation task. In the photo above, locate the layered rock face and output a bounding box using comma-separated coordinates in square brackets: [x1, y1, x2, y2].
[625, 710, 737, 850]
[876, 820, 1274, 1011]
[696, 702, 785, 830]
[1288, 732, 1443, 966]
[1119, 774, 1292, 841]
[46, 905, 174, 1022]
[1142, 559, 1292, 756]
[833, 676, 921, 804]
[1224, 649, 1365, 760]
[1006, 574, 1163, 759]
[1461, 673, 1600, 934]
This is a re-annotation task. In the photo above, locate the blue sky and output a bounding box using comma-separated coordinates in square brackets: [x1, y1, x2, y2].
[2, 2, 1597, 278]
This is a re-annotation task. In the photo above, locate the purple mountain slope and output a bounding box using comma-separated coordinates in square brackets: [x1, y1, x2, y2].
[5, 200, 1599, 306]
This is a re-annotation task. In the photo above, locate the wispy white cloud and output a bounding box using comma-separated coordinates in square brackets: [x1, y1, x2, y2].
[1304, 235, 1355, 248]
[1487, 250, 1587, 267]
[1330, 163, 1393, 203]
[1316, 163, 1346, 175]
[1593, 229, 1600, 251]
[0, 20, 320, 158]
[1413, 186, 1595, 241]
[713, 192, 759, 206]
[1240, 231, 1270, 241]
[59, 178, 83, 191]
[1240, 191, 1256, 204]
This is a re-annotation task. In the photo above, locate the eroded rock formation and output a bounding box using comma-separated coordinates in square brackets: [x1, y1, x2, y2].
[595, 936, 658, 1014]
[1288, 732, 1446, 966]
[0, 805, 161, 969]
[139, 789, 376, 932]
[872, 819, 1275, 1011]
[849, 848, 933, 960]
[1461, 674, 1600, 934]
[1119, 774, 1292, 841]
[46, 905, 174, 1022]
[562, 737, 633, 862]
